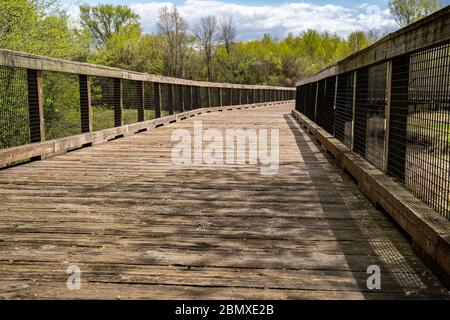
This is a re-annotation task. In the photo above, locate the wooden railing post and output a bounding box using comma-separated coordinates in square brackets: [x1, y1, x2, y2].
[383, 61, 393, 173]
[79, 74, 92, 132]
[138, 81, 145, 122]
[27, 69, 45, 143]
[351, 71, 357, 150]
[167, 83, 174, 115]
[113, 78, 123, 127]
[189, 85, 193, 110]
[207, 87, 211, 108]
[333, 75, 338, 136]
[219, 88, 223, 107]
[194, 86, 198, 109]
[154, 82, 161, 118]
[180, 85, 184, 112]
[387, 55, 409, 182]
[183, 85, 191, 111]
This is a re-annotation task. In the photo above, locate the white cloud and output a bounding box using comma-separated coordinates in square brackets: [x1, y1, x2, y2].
[71, 0, 398, 40]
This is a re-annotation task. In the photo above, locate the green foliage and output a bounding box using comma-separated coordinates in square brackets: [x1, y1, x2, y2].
[43, 72, 81, 140]
[79, 4, 141, 49]
[0, 0, 85, 59]
[388, 0, 443, 26]
[80, 4, 142, 68]
[0, 1, 392, 149]
[212, 29, 375, 86]
[0, 67, 29, 149]
[129, 34, 165, 74]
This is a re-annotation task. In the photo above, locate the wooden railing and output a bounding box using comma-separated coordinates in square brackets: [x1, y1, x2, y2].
[295, 6, 450, 218]
[0, 49, 295, 167]
[293, 6, 450, 286]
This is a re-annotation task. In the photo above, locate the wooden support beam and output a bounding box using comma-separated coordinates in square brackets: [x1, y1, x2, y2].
[113, 78, 123, 127]
[154, 82, 161, 118]
[79, 74, 92, 133]
[387, 55, 410, 183]
[180, 85, 184, 112]
[27, 69, 45, 143]
[167, 83, 174, 115]
[207, 87, 211, 108]
[138, 81, 145, 122]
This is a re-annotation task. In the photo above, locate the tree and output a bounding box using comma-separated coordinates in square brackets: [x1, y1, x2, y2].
[79, 4, 142, 68]
[218, 17, 236, 55]
[347, 31, 369, 53]
[156, 6, 190, 78]
[388, 0, 443, 27]
[194, 15, 218, 81]
[0, 0, 84, 59]
[129, 34, 165, 74]
[79, 4, 141, 49]
[0, 0, 87, 148]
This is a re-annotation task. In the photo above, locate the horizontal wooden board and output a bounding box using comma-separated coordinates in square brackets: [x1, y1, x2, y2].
[0, 103, 448, 299]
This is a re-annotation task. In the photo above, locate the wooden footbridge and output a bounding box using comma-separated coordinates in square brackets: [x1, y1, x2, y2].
[0, 8, 450, 299]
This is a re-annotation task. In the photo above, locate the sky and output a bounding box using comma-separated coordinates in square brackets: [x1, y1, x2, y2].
[60, 0, 448, 40]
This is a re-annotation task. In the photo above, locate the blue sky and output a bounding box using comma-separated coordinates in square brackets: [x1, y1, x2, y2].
[61, 1, 448, 40]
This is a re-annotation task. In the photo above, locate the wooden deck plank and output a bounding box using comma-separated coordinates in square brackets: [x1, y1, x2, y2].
[0, 103, 448, 299]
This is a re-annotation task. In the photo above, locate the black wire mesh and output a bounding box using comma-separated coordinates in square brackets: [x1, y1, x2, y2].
[160, 83, 170, 117]
[122, 79, 141, 125]
[323, 76, 336, 134]
[200, 87, 209, 108]
[221, 88, 231, 106]
[296, 85, 306, 113]
[253, 89, 259, 103]
[0, 66, 30, 149]
[232, 88, 239, 105]
[295, 86, 301, 111]
[354, 63, 387, 169]
[305, 82, 316, 121]
[153, 82, 161, 118]
[42, 71, 81, 140]
[166, 83, 174, 115]
[315, 79, 325, 126]
[211, 87, 220, 107]
[173, 84, 183, 113]
[90, 76, 115, 131]
[388, 43, 450, 218]
[192, 86, 200, 109]
[335, 72, 354, 147]
[144, 82, 155, 120]
[183, 85, 192, 111]
[249, 89, 254, 104]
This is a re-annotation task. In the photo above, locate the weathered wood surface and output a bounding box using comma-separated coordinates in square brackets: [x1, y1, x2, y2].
[0, 48, 294, 91]
[0, 103, 448, 299]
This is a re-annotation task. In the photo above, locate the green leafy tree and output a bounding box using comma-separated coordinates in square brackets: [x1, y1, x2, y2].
[79, 4, 142, 67]
[129, 34, 165, 74]
[79, 4, 141, 49]
[0, 0, 89, 150]
[156, 6, 190, 78]
[0, 0, 85, 58]
[388, 0, 443, 27]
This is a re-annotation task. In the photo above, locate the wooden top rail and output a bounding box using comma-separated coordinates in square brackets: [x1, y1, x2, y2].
[296, 5, 450, 85]
[0, 48, 294, 91]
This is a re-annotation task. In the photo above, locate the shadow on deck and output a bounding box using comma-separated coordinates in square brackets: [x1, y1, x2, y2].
[0, 103, 448, 299]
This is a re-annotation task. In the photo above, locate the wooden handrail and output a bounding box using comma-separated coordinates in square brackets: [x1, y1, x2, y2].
[0, 48, 295, 91]
[296, 5, 450, 85]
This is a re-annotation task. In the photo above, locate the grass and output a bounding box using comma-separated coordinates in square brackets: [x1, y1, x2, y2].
[407, 111, 450, 151]
[92, 106, 172, 131]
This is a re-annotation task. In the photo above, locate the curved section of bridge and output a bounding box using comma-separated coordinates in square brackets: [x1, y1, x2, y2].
[0, 103, 447, 299]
